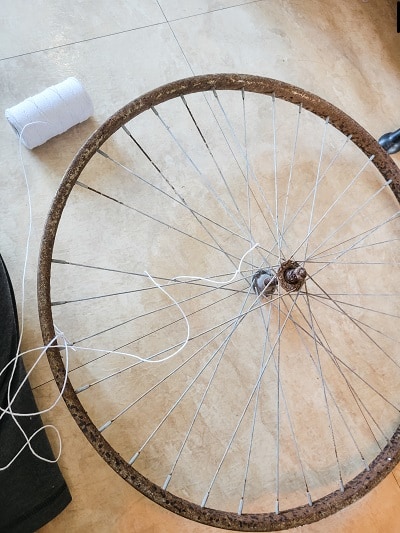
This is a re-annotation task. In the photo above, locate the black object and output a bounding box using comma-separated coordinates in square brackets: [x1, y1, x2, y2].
[378, 128, 400, 154]
[0, 255, 71, 532]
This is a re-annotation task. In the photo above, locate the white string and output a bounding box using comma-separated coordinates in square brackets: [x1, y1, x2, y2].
[0, 329, 71, 470]
[172, 242, 259, 285]
[1, 123, 71, 468]
[63, 244, 260, 362]
[0, 328, 71, 419]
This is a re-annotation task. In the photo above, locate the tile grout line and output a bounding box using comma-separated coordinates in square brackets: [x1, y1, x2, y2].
[156, 0, 196, 76]
[0, 0, 266, 63]
[0, 21, 165, 62]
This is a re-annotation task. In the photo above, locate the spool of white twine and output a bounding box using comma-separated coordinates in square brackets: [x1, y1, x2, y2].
[5, 77, 94, 149]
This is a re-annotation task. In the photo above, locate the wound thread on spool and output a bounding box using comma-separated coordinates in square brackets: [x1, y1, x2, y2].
[5, 77, 94, 149]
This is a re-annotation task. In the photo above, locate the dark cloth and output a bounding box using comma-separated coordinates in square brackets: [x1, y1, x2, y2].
[0, 255, 71, 532]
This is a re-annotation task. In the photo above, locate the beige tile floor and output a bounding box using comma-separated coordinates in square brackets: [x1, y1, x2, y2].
[1, 1, 400, 531]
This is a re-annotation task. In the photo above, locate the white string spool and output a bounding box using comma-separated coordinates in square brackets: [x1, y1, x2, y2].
[5, 77, 94, 149]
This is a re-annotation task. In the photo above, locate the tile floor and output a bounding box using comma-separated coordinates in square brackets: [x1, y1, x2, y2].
[1, 1, 400, 531]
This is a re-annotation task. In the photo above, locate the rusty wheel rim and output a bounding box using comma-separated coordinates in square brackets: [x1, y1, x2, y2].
[38, 74, 400, 531]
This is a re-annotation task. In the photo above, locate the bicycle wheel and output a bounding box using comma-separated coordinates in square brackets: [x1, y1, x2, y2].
[38, 74, 400, 531]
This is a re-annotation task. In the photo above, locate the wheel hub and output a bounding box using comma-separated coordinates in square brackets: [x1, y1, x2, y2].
[277, 260, 307, 292]
[252, 268, 278, 296]
[253, 260, 307, 297]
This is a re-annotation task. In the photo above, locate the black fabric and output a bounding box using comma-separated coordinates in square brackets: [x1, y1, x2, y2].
[0, 255, 71, 532]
